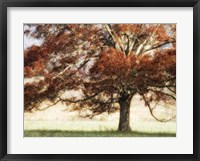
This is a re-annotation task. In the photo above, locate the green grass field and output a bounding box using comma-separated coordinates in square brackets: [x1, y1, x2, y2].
[24, 130, 175, 137]
[24, 120, 176, 137]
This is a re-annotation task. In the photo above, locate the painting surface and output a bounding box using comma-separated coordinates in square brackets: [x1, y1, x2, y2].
[24, 24, 176, 137]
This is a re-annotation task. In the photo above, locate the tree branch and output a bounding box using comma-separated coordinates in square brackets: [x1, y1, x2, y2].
[104, 24, 124, 53]
[141, 93, 175, 122]
[142, 41, 175, 54]
[148, 88, 176, 100]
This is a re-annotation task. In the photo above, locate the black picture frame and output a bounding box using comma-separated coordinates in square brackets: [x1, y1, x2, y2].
[0, 0, 199, 160]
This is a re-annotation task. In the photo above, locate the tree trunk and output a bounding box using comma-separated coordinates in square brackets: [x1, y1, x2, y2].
[118, 95, 132, 132]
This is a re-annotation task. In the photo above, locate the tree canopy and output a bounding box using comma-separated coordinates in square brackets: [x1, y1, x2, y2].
[24, 24, 176, 131]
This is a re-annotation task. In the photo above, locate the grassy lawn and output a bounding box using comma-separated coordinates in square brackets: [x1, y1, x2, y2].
[24, 120, 176, 137]
[24, 130, 175, 137]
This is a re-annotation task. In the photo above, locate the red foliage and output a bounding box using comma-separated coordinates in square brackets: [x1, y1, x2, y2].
[24, 24, 176, 123]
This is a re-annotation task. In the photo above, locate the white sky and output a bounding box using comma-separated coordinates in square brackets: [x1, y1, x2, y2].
[24, 25, 44, 49]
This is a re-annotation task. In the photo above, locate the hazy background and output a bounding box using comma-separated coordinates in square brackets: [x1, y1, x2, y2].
[24, 94, 176, 136]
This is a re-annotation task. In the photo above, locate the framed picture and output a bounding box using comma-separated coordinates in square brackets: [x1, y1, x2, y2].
[0, 0, 199, 160]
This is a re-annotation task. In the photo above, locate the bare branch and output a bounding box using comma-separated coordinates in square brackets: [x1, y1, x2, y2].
[142, 41, 175, 54]
[148, 88, 176, 100]
[141, 93, 175, 122]
[104, 24, 124, 52]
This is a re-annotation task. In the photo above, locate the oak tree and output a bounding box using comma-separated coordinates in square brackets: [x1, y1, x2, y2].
[24, 24, 176, 131]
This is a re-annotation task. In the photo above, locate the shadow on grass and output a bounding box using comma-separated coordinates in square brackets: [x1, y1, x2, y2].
[24, 130, 176, 137]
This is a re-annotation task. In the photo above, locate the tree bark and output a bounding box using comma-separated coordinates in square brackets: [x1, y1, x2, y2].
[118, 95, 132, 132]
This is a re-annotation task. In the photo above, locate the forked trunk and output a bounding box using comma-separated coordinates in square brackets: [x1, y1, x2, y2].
[118, 95, 132, 132]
